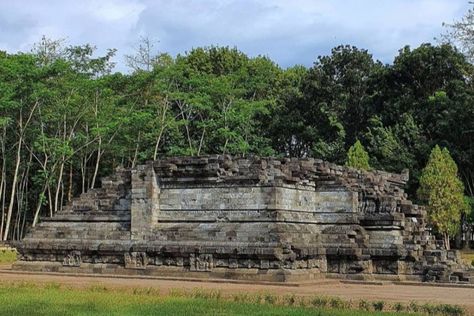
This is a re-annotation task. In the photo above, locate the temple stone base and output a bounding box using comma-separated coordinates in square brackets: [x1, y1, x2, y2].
[12, 261, 327, 282]
[13, 156, 473, 283]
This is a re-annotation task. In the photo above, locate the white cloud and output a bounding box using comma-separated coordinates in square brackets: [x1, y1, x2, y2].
[0, 0, 470, 71]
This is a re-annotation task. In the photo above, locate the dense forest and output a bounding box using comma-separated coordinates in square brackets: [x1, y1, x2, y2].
[1, 35, 474, 240]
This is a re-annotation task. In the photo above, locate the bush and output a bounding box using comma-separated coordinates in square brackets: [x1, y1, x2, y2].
[421, 303, 437, 314]
[283, 294, 297, 306]
[436, 304, 465, 316]
[263, 292, 276, 305]
[232, 293, 249, 302]
[358, 299, 371, 311]
[190, 288, 221, 300]
[392, 302, 404, 312]
[169, 288, 186, 297]
[311, 296, 329, 308]
[372, 301, 384, 311]
[329, 297, 346, 309]
[409, 301, 420, 312]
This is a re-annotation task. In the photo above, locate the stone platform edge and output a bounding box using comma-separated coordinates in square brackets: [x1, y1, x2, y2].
[4, 266, 474, 290]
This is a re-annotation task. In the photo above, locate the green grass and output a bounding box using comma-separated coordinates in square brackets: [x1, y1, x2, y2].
[0, 249, 16, 264]
[0, 282, 464, 316]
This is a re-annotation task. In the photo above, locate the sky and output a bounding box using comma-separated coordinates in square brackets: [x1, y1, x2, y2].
[0, 0, 470, 72]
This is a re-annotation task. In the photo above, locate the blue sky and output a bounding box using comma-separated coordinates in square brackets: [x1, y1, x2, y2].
[0, 0, 470, 71]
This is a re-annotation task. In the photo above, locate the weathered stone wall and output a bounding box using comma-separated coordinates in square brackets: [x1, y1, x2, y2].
[13, 155, 471, 283]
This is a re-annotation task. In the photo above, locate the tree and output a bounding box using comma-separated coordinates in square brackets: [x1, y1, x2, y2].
[302, 45, 382, 148]
[417, 145, 467, 250]
[441, 4, 474, 62]
[267, 65, 309, 157]
[271, 45, 381, 161]
[125, 36, 160, 72]
[31, 35, 66, 66]
[345, 140, 370, 170]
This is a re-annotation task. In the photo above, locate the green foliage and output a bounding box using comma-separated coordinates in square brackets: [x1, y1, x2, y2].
[346, 140, 370, 170]
[418, 145, 467, 249]
[372, 301, 385, 311]
[392, 302, 404, 312]
[465, 196, 474, 227]
[2, 35, 474, 241]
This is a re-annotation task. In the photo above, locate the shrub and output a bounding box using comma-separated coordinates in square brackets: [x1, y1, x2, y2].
[311, 296, 329, 308]
[346, 140, 370, 170]
[283, 294, 297, 306]
[437, 304, 465, 316]
[190, 288, 221, 300]
[372, 300, 384, 311]
[409, 301, 420, 312]
[329, 297, 345, 309]
[392, 302, 404, 312]
[232, 293, 249, 302]
[263, 292, 276, 305]
[169, 288, 186, 297]
[358, 299, 371, 311]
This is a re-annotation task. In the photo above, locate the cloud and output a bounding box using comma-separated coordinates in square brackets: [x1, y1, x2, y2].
[0, 0, 470, 71]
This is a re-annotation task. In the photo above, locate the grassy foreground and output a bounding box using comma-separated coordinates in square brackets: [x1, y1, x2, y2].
[0, 282, 465, 316]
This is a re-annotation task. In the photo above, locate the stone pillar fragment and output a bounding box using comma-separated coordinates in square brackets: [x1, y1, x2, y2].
[131, 162, 160, 240]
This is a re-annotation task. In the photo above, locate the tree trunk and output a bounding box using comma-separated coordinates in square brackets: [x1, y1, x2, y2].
[90, 146, 102, 189]
[14, 151, 31, 240]
[3, 136, 22, 240]
[32, 183, 48, 227]
[20, 206, 27, 239]
[60, 176, 65, 212]
[47, 184, 53, 217]
[67, 163, 73, 202]
[197, 128, 205, 156]
[54, 160, 65, 214]
[153, 128, 165, 161]
[445, 233, 451, 251]
[132, 132, 140, 168]
[0, 177, 5, 241]
[153, 100, 169, 160]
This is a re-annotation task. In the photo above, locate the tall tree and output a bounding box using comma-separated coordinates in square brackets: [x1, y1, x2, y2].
[417, 145, 467, 250]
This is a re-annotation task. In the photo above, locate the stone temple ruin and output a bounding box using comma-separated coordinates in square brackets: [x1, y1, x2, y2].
[13, 156, 472, 283]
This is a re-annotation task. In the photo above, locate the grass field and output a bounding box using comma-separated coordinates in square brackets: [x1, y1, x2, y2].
[0, 282, 465, 316]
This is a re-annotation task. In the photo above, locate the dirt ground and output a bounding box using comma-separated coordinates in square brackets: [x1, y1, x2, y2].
[1, 267, 474, 314]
